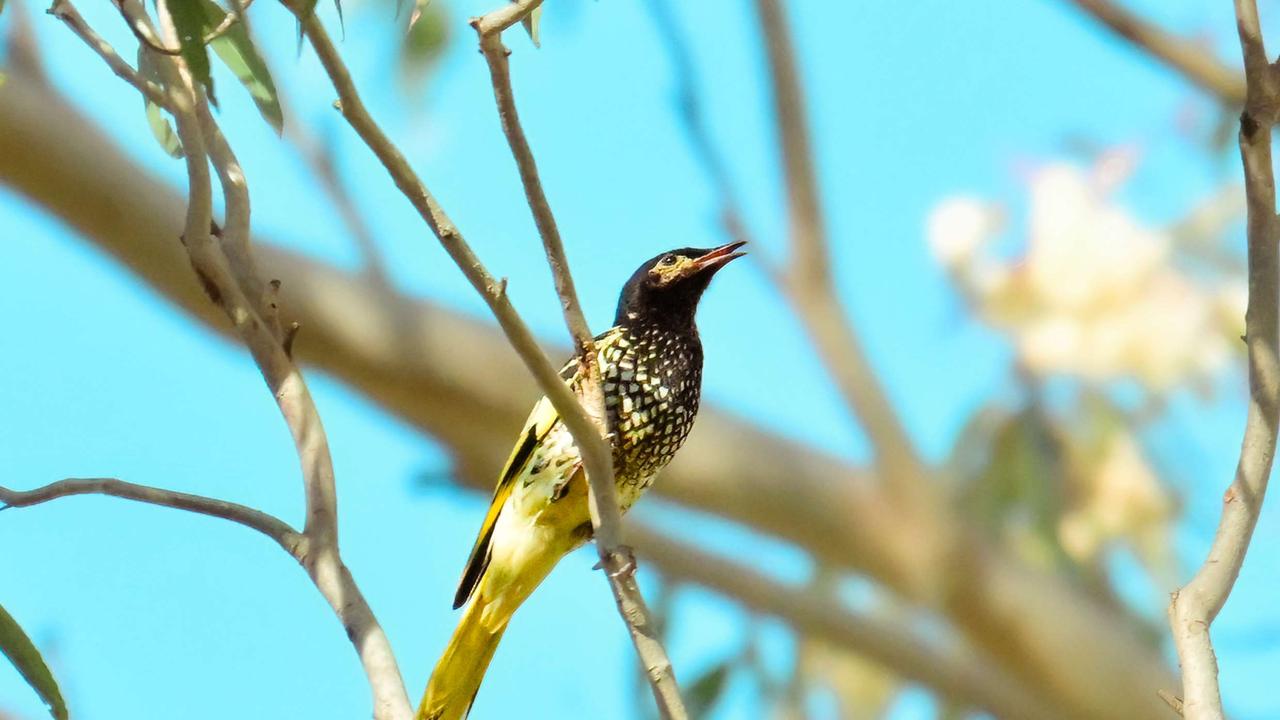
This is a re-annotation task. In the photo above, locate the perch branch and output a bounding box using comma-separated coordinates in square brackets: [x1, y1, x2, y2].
[290, 11, 607, 512]
[1168, 2, 1280, 718]
[471, 2, 686, 716]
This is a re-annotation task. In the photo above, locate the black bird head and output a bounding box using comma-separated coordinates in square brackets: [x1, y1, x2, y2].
[615, 241, 747, 327]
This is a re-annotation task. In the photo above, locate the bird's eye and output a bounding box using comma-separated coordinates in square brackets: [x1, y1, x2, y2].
[660, 255, 678, 267]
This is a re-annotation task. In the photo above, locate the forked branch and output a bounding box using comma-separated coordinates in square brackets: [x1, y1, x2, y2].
[1168, 1, 1280, 717]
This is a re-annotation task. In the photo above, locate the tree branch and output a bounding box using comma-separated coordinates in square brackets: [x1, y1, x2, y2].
[1066, 0, 1246, 106]
[629, 526, 1067, 720]
[38, 4, 414, 715]
[647, 0, 755, 250]
[289, 11, 611, 525]
[750, 0, 934, 510]
[0, 478, 300, 549]
[471, 2, 686, 716]
[1168, 2, 1280, 717]
[46, 0, 169, 108]
[0, 69, 1181, 719]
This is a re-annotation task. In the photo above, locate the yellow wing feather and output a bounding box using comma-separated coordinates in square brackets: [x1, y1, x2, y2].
[452, 395, 560, 608]
[450, 327, 623, 610]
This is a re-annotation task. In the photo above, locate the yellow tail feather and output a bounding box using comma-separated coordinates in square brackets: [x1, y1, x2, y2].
[417, 596, 510, 720]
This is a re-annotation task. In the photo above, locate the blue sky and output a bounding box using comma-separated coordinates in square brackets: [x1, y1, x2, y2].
[2, 0, 1277, 718]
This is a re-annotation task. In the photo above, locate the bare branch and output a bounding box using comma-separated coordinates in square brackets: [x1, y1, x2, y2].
[1066, 0, 1246, 106]
[0, 478, 299, 549]
[1168, 2, 1280, 717]
[42, 2, 414, 714]
[750, 0, 933, 507]
[0, 70, 1182, 720]
[46, 0, 168, 107]
[470, 3, 618, 550]
[286, 119, 392, 283]
[647, 0, 755, 250]
[630, 525, 1067, 720]
[470, 3, 687, 715]
[291, 13, 611, 511]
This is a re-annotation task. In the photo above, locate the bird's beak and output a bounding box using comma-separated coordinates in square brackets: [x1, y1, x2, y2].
[690, 240, 748, 274]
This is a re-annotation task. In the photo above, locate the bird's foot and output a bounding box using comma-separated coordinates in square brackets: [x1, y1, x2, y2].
[594, 544, 638, 580]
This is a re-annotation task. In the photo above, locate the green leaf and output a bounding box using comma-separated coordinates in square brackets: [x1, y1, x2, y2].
[137, 48, 185, 158]
[399, 0, 449, 86]
[685, 661, 731, 719]
[201, 0, 284, 134]
[146, 100, 186, 157]
[521, 4, 541, 48]
[407, 0, 429, 31]
[295, 0, 320, 54]
[169, 0, 216, 104]
[0, 602, 67, 720]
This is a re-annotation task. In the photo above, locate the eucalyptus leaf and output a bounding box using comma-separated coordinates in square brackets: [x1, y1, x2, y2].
[407, 0, 429, 31]
[169, 0, 217, 104]
[146, 100, 186, 157]
[399, 0, 449, 85]
[685, 661, 731, 719]
[521, 4, 541, 48]
[137, 48, 185, 158]
[201, 0, 284, 134]
[0, 603, 67, 720]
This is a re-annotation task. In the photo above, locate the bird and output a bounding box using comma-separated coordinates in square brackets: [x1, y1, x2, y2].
[418, 241, 746, 720]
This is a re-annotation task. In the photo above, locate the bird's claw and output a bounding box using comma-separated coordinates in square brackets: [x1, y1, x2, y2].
[593, 544, 638, 579]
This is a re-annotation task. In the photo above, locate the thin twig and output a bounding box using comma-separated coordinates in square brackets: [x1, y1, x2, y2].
[0, 478, 300, 550]
[647, 0, 755, 251]
[1167, 2, 1280, 718]
[1066, 0, 1245, 106]
[286, 119, 393, 284]
[112, 0, 255, 56]
[469, 5, 686, 716]
[750, 0, 936, 514]
[291, 10, 604, 484]
[46, 0, 169, 107]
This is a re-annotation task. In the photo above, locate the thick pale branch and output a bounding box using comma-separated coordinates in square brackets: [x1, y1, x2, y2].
[0, 478, 299, 549]
[630, 526, 1066, 720]
[1067, 0, 1246, 105]
[1168, 3, 1280, 718]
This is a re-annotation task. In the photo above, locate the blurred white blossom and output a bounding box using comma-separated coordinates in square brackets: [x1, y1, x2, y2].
[1058, 429, 1174, 572]
[928, 157, 1244, 390]
[926, 196, 1001, 268]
